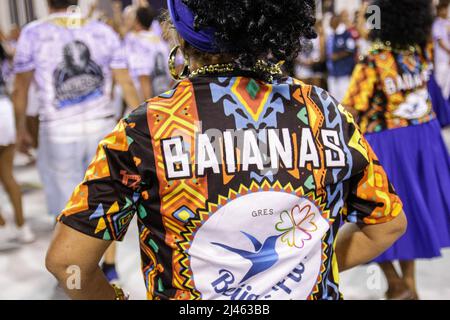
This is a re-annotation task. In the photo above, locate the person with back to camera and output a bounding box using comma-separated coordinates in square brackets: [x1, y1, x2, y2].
[13, 0, 141, 284]
[0, 41, 35, 246]
[343, 0, 450, 300]
[46, 0, 406, 300]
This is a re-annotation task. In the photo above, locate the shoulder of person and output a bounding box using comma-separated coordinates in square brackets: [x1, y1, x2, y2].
[305, 83, 358, 132]
[20, 18, 48, 35]
[123, 32, 135, 46]
[289, 79, 342, 114]
[86, 19, 118, 37]
[125, 82, 187, 128]
[137, 31, 162, 47]
[147, 31, 163, 42]
[125, 102, 150, 128]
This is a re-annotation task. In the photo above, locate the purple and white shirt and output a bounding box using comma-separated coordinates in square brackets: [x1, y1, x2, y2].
[14, 13, 127, 125]
[432, 17, 450, 67]
[124, 29, 172, 97]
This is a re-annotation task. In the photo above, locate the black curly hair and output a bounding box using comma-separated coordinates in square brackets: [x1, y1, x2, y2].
[47, 0, 78, 9]
[369, 0, 433, 49]
[0, 44, 6, 61]
[136, 6, 156, 30]
[179, 0, 317, 73]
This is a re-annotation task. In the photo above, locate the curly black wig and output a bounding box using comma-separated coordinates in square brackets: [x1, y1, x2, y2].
[369, 0, 433, 49]
[181, 0, 317, 70]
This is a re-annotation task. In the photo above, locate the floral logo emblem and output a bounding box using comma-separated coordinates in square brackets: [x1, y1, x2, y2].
[275, 203, 319, 249]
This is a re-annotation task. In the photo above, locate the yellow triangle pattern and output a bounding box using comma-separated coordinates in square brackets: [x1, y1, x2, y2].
[95, 217, 106, 234]
[107, 201, 120, 215]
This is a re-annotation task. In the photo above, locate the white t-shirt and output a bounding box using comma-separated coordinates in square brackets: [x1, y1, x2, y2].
[13, 13, 127, 127]
[124, 30, 172, 97]
[433, 17, 450, 66]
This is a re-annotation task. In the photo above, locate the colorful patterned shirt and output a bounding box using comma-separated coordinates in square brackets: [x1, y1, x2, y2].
[343, 48, 435, 134]
[58, 76, 402, 300]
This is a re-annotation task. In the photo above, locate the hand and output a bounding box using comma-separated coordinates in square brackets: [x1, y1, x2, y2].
[16, 129, 33, 156]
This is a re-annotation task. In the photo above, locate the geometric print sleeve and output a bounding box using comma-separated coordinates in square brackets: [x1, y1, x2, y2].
[345, 139, 403, 225]
[342, 57, 377, 114]
[57, 119, 141, 241]
[339, 106, 403, 225]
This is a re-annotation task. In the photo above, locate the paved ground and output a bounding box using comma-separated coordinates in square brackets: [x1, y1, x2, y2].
[1, 128, 450, 300]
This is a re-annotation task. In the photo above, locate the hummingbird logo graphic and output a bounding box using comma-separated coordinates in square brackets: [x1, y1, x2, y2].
[211, 231, 281, 283]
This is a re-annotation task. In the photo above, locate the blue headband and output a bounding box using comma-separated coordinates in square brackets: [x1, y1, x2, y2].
[167, 0, 221, 53]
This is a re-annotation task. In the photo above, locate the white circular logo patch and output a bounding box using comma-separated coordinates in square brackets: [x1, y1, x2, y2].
[393, 89, 430, 120]
[188, 191, 330, 300]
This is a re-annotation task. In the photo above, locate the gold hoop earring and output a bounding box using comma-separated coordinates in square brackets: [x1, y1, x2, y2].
[168, 45, 190, 81]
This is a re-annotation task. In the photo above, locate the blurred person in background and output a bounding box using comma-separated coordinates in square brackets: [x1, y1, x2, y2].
[354, 2, 371, 56]
[12, 0, 140, 280]
[111, 0, 149, 38]
[341, 10, 359, 40]
[2, 25, 21, 56]
[109, 1, 156, 118]
[2, 27, 40, 163]
[327, 12, 357, 102]
[0, 41, 35, 247]
[432, 1, 450, 100]
[112, 0, 135, 38]
[25, 81, 40, 154]
[295, 20, 326, 88]
[125, 6, 172, 100]
[427, 25, 450, 131]
[343, 0, 450, 300]
[0, 28, 19, 93]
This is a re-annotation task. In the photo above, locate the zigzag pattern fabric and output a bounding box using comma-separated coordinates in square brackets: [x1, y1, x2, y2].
[58, 76, 402, 300]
